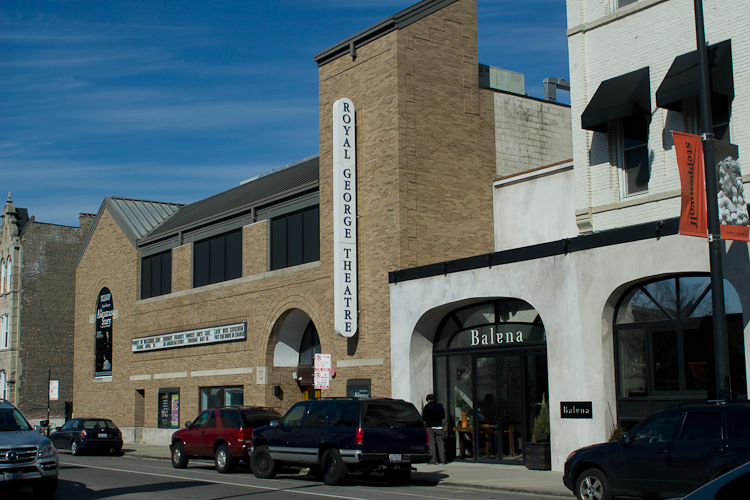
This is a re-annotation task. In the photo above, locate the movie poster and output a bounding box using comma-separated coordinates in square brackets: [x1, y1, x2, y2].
[94, 287, 113, 378]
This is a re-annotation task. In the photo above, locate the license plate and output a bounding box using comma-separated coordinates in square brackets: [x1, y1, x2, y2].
[388, 454, 402, 462]
[3, 472, 22, 481]
[98, 433, 108, 438]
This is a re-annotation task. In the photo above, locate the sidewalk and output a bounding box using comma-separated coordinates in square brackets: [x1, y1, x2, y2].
[121, 443, 572, 497]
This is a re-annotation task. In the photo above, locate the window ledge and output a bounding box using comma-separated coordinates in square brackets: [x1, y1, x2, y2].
[93, 376, 112, 383]
[567, 0, 671, 37]
[590, 188, 681, 215]
[137, 260, 321, 304]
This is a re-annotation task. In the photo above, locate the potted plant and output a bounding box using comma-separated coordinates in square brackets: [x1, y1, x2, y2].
[524, 394, 551, 470]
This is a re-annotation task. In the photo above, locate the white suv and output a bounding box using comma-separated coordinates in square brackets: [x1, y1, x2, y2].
[0, 399, 59, 498]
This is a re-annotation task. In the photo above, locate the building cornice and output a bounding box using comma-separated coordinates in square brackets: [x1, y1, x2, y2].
[567, 0, 671, 37]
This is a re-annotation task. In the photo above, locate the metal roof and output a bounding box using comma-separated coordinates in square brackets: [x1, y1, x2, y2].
[75, 197, 183, 267]
[141, 155, 319, 243]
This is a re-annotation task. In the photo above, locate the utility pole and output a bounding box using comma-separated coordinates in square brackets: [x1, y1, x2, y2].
[694, 0, 731, 400]
[46, 369, 51, 436]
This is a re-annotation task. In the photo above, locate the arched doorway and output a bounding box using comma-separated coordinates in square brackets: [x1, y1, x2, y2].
[614, 275, 747, 430]
[433, 299, 548, 464]
[272, 309, 321, 401]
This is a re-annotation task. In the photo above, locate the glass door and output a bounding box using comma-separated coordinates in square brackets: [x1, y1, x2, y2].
[449, 355, 474, 460]
[498, 355, 523, 464]
[476, 356, 499, 461]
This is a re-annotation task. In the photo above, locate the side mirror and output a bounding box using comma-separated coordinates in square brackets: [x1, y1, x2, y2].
[184, 421, 192, 429]
[622, 433, 631, 445]
[55, 427, 62, 432]
[40, 420, 49, 427]
[34, 425, 44, 434]
[270, 420, 280, 427]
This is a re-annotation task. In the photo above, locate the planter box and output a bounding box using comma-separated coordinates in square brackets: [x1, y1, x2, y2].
[524, 442, 551, 470]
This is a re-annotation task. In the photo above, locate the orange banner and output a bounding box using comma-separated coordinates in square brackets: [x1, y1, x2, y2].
[673, 131, 707, 238]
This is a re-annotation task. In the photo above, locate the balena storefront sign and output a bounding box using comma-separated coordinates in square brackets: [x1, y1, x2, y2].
[443, 323, 545, 350]
[333, 97, 358, 338]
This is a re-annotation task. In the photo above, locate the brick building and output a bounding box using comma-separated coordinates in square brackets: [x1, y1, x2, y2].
[73, 0, 571, 448]
[0, 193, 93, 427]
[389, 0, 750, 472]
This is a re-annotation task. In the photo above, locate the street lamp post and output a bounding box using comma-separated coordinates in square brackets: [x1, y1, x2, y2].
[693, 0, 731, 400]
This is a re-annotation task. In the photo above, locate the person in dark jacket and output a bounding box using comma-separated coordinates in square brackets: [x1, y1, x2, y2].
[422, 394, 446, 464]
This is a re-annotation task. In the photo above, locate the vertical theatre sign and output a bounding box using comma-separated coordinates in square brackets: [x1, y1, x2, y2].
[674, 131, 748, 241]
[333, 98, 358, 338]
[95, 288, 113, 378]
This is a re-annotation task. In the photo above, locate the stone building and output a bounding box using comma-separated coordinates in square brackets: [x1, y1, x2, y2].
[389, 0, 750, 472]
[0, 193, 93, 427]
[73, 0, 571, 447]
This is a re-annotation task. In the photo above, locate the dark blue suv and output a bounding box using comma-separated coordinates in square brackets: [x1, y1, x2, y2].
[250, 398, 430, 485]
[564, 402, 750, 500]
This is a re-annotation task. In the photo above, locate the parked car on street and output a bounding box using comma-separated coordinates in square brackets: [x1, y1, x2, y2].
[563, 402, 750, 500]
[170, 406, 281, 473]
[0, 398, 59, 498]
[672, 461, 750, 499]
[49, 418, 124, 456]
[249, 397, 431, 486]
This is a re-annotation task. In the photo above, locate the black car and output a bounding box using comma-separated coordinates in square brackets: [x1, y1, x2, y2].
[676, 461, 750, 500]
[49, 418, 123, 456]
[564, 402, 750, 500]
[250, 398, 430, 485]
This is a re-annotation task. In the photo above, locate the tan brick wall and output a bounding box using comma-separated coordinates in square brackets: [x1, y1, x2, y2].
[172, 244, 190, 292]
[243, 221, 267, 276]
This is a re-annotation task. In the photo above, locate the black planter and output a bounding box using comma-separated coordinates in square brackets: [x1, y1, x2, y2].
[524, 442, 551, 470]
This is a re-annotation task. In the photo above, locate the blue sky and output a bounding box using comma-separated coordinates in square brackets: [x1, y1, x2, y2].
[1, 0, 569, 227]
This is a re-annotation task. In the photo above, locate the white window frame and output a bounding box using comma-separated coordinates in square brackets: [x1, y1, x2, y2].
[617, 119, 650, 199]
[0, 315, 8, 350]
[1, 258, 5, 293]
[5, 257, 10, 292]
[0, 371, 6, 400]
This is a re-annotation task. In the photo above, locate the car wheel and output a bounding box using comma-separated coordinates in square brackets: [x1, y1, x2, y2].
[384, 468, 411, 485]
[110, 447, 123, 456]
[575, 468, 612, 500]
[309, 465, 324, 481]
[71, 440, 81, 456]
[171, 441, 189, 469]
[215, 444, 235, 473]
[321, 448, 347, 486]
[31, 478, 58, 499]
[250, 446, 277, 479]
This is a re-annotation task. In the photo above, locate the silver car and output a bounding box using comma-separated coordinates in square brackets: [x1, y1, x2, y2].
[0, 399, 59, 498]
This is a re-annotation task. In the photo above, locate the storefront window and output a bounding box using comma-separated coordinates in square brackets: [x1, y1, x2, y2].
[614, 276, 747, 428]
[158, 388, 180, 429]
[200, 386, 243, 411]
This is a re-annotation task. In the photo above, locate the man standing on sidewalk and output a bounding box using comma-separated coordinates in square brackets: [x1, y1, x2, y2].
[422, 394, 446, 464]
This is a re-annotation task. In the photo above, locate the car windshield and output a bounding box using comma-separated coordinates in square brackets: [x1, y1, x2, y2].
[240, 411, 280, 428]
[0, 408, 32, 431]
[363, 402, 424, 429]
[82, 419, 117, 430]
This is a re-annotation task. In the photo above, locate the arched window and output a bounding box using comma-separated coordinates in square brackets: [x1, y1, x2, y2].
[614, 275, 746, 429]
[0, 315, 8, 350]
[1, 258, 5, 293]
[5, 257, 10, 292]
[298, 321, 321, 366]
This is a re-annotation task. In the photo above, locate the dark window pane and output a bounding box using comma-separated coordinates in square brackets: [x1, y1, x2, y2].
[306, 401, 329, 427]
[332, 401, 359, 427]
[299, 322, 321, 366]
[209, 236, 226, 284]
[151, 254, 162, 297]
[622, 117, 648, 148]
[141, 258, 152, 299]
[632, 413, 681, 444]
[617, 0, 638, 7]
[271, 218, 287, 270]
[287, 212, 303, 267]
[220, 409, 240, 429]
[616, 288, 671, 323]
[684, 327, 714, 391]
[161, 251, 171, 294]
[679, 277, 710, 317]
[194, 240, 210, 287]
[303, 206, 320, 263]
[225, 230, 242, 280]
[363, 402, 423, 429]
[625, 145, 650, 194]
[281, 403, 307, 427]
[240, 412, 280, 428]
[617, 329, 648, 397]
[653, 330, 679, 391]
[679, 411, 722, 441]
[206, 413, 216, 429]
[644, 279, 677, 318]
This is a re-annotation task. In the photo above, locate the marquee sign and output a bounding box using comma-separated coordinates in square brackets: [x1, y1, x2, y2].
[333, 98, 358, 338]
[131, 322, 246, 352]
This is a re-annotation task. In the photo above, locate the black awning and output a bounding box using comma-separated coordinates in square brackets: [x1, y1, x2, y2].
[655, 39, 733, 111]
[581, 67, 651, 133]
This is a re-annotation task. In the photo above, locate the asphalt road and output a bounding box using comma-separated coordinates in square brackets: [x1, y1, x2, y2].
[8, 453, 571, 500]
